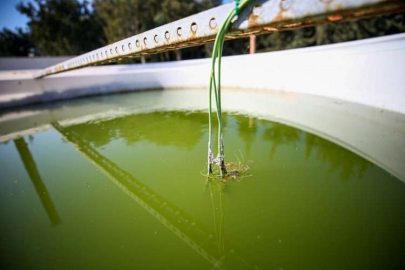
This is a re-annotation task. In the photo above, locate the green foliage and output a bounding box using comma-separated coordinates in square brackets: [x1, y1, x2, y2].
[16, 0, 105, 56]
[93, 0, 220, 62]
[0, 0, 403, 58]
[254, 12, 405, 54]
[93, 0, 154, 44]
[93, 0, 220, 42]
[0, 28, 33, 56]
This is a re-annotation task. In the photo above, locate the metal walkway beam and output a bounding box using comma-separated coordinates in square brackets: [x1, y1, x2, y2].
[34, 0, 405, 78]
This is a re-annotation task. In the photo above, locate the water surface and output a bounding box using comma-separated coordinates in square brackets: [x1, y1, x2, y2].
[1, 93, 405, 270]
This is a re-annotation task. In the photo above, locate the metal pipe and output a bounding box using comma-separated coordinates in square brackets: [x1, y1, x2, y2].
[249, 35, 256, 54]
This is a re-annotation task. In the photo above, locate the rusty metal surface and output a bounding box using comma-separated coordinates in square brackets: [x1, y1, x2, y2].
[34, 0, 405, 78]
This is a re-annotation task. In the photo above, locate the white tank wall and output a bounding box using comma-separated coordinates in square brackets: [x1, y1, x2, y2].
[0, 56, 74, 70]
[0, 34, 404, 114]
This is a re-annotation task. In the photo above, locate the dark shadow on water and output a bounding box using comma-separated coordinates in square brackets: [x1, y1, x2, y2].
[14, 137, 62, 227]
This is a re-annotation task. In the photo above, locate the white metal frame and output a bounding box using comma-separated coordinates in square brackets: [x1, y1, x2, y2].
[34, 0, 405, 78]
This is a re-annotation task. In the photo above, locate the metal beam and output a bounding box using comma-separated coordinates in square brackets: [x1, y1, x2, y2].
[34, 0, 405, 78]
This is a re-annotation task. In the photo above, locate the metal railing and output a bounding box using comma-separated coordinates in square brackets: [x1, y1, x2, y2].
[34, 0, 405, 78]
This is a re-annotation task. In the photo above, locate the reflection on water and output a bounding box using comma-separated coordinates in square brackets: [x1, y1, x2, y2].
[64, 111, 373, 182]
[238, 117, 369, 181]
[262, 121, 300, 159]
[53, 122, 254, 270]
[13, 137, 61, 227]
[305, 133, 370, 181]
[65, 112, 208, 149]
[235, 115, 257, 158]
[206, 180, 253, 270]
[1, 111, 405, 270]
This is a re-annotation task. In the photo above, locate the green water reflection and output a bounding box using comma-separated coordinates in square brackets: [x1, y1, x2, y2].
[66, 111, 209, 149]
[1, 111, 404, 270]
[14, 138, 61, 227]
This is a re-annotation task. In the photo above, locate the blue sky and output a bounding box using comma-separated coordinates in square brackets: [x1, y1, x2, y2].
[0, 0, 30, 31]
[0, 0, 234, 31]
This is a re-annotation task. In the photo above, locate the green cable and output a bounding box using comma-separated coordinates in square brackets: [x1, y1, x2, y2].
[207, 0, 253, 177]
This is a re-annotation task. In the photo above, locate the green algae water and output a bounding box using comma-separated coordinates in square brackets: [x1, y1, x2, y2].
[1, 91, 405, 270]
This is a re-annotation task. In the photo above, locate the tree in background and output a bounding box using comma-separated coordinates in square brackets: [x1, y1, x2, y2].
[254, 12, 405, 53]
[93, 0, 221, 62]
[220, 12, 405, 56]
[0, 0, 403, 58]
[0, 28, 33, 56]
[16, 0, 105, 56]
